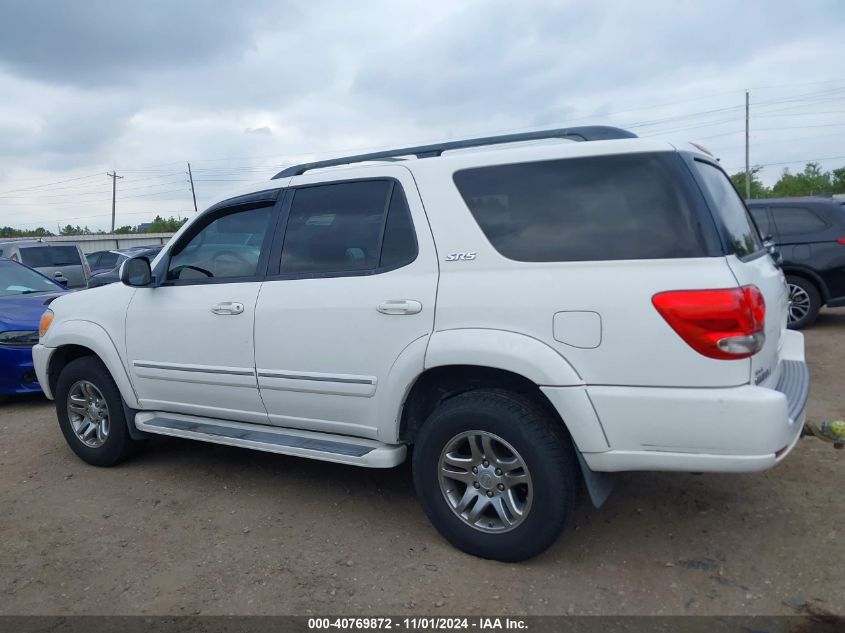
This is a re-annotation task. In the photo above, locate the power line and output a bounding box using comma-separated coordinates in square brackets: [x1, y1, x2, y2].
[0, 172, 102, 196]
[722, 154, 845, 172]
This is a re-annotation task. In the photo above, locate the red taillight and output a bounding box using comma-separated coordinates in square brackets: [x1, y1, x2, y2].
[837, 238, 845, 245]
[652, 285, 766, 360]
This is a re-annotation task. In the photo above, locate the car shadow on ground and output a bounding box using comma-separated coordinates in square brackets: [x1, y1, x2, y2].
[809, 307, 845, 331]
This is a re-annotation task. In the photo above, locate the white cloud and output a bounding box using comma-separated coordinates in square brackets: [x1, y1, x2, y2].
[0, 0, 844, 230]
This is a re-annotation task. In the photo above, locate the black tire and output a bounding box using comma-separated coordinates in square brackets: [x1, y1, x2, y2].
[412, 389, 578, 562]
[786, 275, 821, 330]
[55, 356, 139, 466]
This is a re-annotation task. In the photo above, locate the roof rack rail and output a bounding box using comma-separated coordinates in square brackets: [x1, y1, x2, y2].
[272, 125, 637, 179]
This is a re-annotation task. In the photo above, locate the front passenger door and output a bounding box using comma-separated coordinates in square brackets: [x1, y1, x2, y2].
[125, 194, 281, 423]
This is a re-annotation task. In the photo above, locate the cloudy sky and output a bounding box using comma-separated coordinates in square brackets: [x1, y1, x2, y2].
[1, 0, 844, 232]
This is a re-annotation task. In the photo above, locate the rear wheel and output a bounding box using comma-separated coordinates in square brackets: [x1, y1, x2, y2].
[786, 275, 821, 330]
[55, 356, 139, 466]
[412, 389, 577, 562]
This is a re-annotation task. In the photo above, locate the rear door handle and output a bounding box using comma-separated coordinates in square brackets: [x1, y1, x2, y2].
[211, 301, 244, 315]
[377, 300, 422, 315]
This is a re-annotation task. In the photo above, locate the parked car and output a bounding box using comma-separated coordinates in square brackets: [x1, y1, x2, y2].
[33, 126, 807, 562]
[0, 257, 68, 395]
[87, 246, 163, 289]
[86, 246, 162, 276]
[747, 197, 845, 329]
[0, 240, 90, 288]
[86, 250, 123, 274]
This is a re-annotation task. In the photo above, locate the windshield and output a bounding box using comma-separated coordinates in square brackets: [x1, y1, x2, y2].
[0, 260, 63, 297]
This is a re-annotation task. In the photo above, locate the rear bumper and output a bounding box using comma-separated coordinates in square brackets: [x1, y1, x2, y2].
[581, 332, 809, 473]
[0, 346, 42, 395]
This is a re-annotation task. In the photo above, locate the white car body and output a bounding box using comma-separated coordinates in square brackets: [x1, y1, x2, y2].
[34, 134, 807, 478]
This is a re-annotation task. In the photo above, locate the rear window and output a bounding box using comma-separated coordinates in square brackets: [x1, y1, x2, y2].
[20, 245, 82, 267]
[453, 152, 708, 262]
[693, 161, 762, 258]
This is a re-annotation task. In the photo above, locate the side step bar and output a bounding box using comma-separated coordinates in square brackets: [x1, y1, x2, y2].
[134, 412, 406, 468]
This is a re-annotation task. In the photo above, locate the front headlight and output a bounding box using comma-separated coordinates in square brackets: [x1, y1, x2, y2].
[39, 309, 54, 338]
[0, 330, 40, 347]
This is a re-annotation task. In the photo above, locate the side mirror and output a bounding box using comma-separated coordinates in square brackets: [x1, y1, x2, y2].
[120, 256, 153, 287]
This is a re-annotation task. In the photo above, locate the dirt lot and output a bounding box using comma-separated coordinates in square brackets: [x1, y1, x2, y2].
[1, 312, 843, 617]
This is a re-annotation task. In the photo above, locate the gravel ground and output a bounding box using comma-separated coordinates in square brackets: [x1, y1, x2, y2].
[1, 310, 843, 616]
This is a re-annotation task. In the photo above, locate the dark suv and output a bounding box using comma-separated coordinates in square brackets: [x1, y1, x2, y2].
[747, 196, 845, 328]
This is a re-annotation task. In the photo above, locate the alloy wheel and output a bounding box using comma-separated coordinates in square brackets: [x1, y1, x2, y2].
[788, 283, 811, 325]
[66, 380, 110, 448]
[438, 430, 533, 533]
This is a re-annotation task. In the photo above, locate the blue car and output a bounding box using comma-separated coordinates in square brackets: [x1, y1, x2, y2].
[0, 257, 68, 395]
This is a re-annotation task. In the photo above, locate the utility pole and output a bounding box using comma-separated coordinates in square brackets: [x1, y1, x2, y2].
[744, 90, 751, 199]
[106, 171, 123, 233]
[187, 162, 198, 213]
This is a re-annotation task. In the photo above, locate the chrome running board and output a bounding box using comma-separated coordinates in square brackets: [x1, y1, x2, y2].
[134, 412, 406, 468]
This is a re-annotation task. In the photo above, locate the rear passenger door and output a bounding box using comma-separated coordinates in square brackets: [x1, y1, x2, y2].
[770, 205, 831, 269]
[253, 169, 438, 440]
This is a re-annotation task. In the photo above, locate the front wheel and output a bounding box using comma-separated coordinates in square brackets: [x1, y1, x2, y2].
[412, 389, 578, 562]
[55, 356, 140, 466]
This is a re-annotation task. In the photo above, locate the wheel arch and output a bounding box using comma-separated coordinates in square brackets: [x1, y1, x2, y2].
[44, 320, 140, 409]
[398, 364, 556, 442]
[783, 266, 829, 303]
[400, 364, 614, 508]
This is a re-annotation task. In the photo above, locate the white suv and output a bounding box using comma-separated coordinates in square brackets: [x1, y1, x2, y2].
[33, 127, 809, 561]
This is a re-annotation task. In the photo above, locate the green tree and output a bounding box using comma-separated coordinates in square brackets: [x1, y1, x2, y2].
[114, 225, 135, 234]
[146, 215, 187, 232]
[771, 162, 833, 197]
[730, 166, 770, 199]
[0, 226, 54, 238]
[832, 167, 845, 193]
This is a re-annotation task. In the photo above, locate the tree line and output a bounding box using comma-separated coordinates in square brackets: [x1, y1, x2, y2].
[0, 215, 188, 239]
[730, 162, 845, 199]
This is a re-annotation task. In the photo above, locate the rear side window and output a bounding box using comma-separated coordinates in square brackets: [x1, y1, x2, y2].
[279, 180, 417, 274]
[20, 246, 81, 267]
[748, 206, 773, 238]
[693, 161, 762, 258]
[453, 153, 708, 262]
[770, 206, 828, 237]
[98, 252, 120, 268]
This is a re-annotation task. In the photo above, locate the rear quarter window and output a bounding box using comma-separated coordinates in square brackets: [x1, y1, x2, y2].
[453, 152, 709, 262]
[693, 161, 762, 258]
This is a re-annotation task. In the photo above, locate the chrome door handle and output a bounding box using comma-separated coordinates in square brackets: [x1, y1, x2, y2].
[211, 301, 244, 315]
[377, 300, 422, 315]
